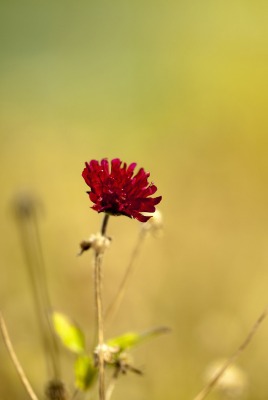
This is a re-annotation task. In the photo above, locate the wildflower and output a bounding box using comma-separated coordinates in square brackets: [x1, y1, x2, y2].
[82, 158, 162, 223]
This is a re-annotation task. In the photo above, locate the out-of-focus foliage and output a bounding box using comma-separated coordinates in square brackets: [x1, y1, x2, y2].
[75, 354, 97, 391]
[53, 310, 169, 393]
[52, 312, 85, 354]
[107, 326, 170, 352]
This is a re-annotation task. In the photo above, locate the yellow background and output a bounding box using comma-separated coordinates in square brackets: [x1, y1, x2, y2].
[1, 1, 268, 399]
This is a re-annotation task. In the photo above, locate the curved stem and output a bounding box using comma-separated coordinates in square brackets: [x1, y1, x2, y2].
[0, 312, 40, 400]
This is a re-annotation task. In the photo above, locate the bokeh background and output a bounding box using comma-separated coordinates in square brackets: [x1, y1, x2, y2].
[1, 1, 268, 399]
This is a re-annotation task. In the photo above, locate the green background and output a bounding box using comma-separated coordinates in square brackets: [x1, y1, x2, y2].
[1, 1, 268, 399]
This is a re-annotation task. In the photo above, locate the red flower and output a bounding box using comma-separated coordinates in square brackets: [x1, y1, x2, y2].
[82, 158, 162, 222]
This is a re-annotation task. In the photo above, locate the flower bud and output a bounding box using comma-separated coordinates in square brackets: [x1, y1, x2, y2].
[94, 343, 119, 365]
[78, 233, 111, 255]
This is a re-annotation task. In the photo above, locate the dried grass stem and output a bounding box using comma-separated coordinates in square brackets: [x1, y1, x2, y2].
[0, 312, 40, 400]
[193, 306, 268, 400]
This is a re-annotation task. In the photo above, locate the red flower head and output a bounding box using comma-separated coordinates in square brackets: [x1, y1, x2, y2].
[82, 158, 162, 222]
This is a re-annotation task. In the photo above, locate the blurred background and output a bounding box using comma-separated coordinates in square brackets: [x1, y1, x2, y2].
[1, 1, 268, 399]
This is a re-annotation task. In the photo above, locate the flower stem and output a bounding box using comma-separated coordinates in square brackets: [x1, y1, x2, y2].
[94, 214, 110, 400]
[94, 252, 105, 400]
[101, 213, 110, 236]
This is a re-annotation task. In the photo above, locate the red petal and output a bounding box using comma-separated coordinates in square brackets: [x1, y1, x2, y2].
[131, 210, 151, 222]
[153, 196, 162, 205]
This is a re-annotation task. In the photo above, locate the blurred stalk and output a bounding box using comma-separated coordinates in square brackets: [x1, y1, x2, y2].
[0, 312, 40, 400]
[105, 378, 115, 400]
[193, 306, 268, 400]
[12, 192, 60, 381]
[105, 228, 147, 326]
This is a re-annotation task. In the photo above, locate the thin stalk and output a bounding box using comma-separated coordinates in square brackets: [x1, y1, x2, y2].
[0, 312, 40, 400]
[106, 378, 116, 400]
[94, 213, 110, 400]
[101, 213, 110, 236]
[105, 228, 147, 325]
[13, 194, 60, 380]
[94, 252, 105, 400]
[193, 306, 268, 400]
[31, 205, 60, 378]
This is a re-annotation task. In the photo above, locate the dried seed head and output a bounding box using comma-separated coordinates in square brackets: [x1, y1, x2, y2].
[94, 343, 119, 365]
[78, 240, 92, 254]
[45, 380, 68, 400]
[78, 233, 111, 255]
[89, 233, 111, 254]
[12, 191, 41, 219]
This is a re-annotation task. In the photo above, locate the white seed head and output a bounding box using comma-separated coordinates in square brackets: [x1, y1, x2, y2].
[89, 233, 111, 254]
[142, 209, 163, 237]
[204, 359, 247, 398]
[94, 343, 119, 364]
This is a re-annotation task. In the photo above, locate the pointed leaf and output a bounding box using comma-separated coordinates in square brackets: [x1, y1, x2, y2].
[107, 326, 170, 352]
[52, 312, 85, 354]
[107, 332, 141, 351]
[75, 354, 97, 391]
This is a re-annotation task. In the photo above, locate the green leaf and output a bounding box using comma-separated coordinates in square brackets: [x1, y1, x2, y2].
[107, 326, 170, 352]
[52, 312, 85, 354]
[75, 354, 97, 391]
[107, 332, 141, 351]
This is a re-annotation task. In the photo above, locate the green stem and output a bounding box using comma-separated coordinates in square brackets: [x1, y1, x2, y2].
[101, 213, 110, 236]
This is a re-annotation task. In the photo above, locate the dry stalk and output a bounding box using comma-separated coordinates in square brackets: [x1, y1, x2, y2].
[0, 312, 40, 400]
[105, 228, 147, 325]
[94, 252, 105, 400]
[94, 213, 110, 400]
[193, 306, 268, 400]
